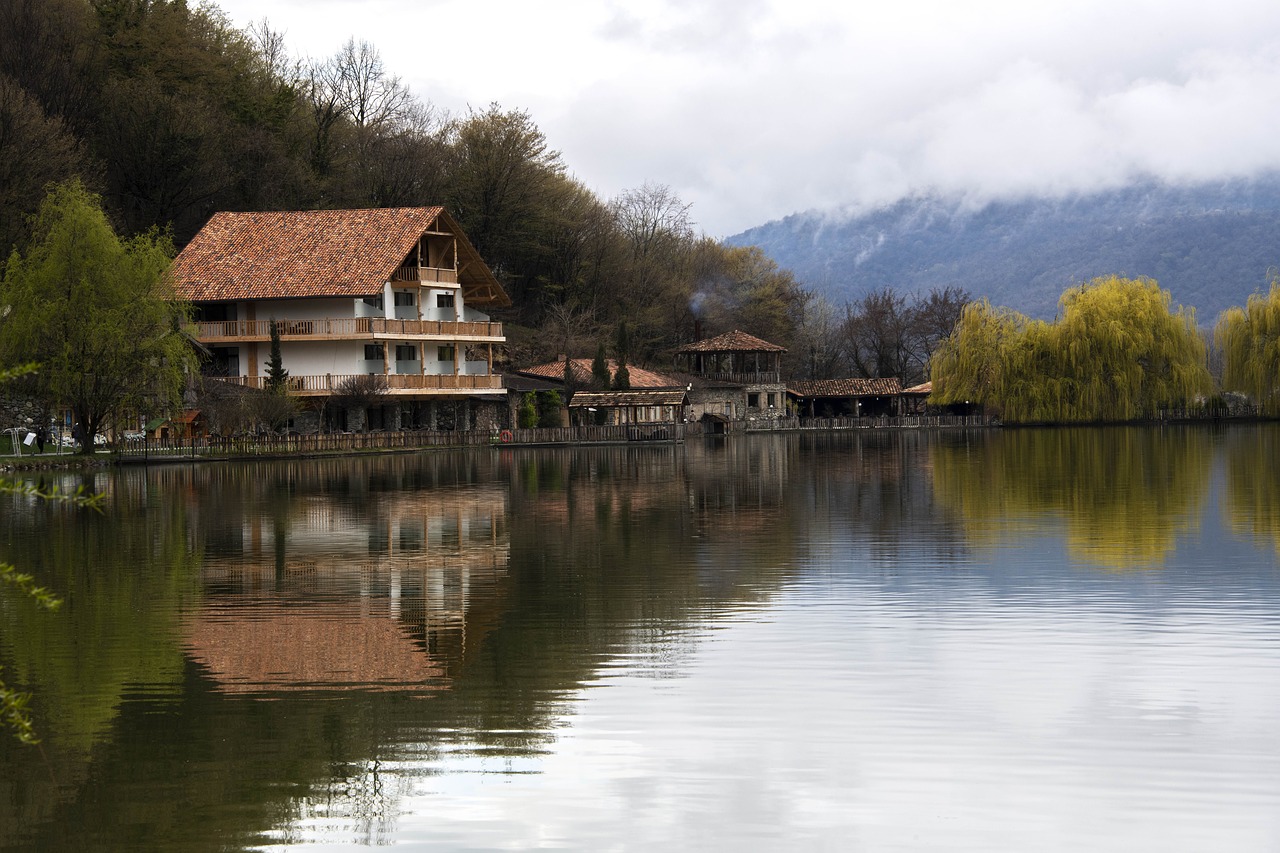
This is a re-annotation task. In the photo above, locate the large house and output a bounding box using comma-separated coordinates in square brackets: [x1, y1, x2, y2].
[170, 208, 510, 431]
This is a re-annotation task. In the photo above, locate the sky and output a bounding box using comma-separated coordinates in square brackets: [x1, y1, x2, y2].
[212, 0, 1280, 238]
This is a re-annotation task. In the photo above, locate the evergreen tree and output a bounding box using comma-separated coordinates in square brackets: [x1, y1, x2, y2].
[590, 343, 610, 390]
[612, 320, 631, 390]
[265, 319, 289, 393]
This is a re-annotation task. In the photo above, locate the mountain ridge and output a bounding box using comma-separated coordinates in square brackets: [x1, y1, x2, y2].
[727, 177, 1280, 322]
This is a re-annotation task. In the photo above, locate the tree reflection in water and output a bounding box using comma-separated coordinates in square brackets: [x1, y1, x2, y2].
[930, 426, 1212, 569]
[1225, 424, 1280, 556]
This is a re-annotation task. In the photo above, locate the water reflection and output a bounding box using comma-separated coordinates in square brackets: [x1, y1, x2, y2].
[185, 459, 509, 693]
[1, 428, 1278, 850]
[931, 427, 1213, 569]
[1224, 425, 1280, 556]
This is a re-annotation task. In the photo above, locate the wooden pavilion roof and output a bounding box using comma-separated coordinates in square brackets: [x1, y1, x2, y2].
[676, 330, 787, 354]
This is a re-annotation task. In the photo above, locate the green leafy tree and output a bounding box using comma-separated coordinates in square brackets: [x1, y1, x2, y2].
[518, 392, 538, 429]
[1216, 278, 1280, 415]
[0, 180, 194, 451]
[537, 390, 563, 427]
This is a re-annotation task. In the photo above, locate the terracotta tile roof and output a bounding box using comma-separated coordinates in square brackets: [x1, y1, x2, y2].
[676, 329, 787, 354]
[568, 390, 689, 407]
[903, 381, 932, 395]
[788, 377, 903, 397]
[170, 207, 510, 307]
[517, 359, 680, 388]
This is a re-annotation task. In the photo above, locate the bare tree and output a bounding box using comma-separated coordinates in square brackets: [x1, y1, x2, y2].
[541, 302, 597, 389]
[793, 295, 845, 380]
[842, 289, 915, 381]
[841, 286, 972, 384]
[329, 374, 389, 431]
[611, 181, 694, 261]
[911, 286, 971, 377]
[246, 18, 298, 84]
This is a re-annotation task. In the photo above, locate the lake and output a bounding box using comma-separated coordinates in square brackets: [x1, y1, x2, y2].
[3, 425, 1280, 851]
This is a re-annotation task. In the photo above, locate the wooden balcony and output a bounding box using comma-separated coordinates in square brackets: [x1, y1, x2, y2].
[206, 373, 504, 396]
[194, 318, 503, 343]
[392, 265, 458, 284]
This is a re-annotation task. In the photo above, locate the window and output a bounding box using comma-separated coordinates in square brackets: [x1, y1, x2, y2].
[436, 293, 455, 309]
[437, 345, 455, 362]
[364, 343, 384, 361]
[394, 291, 416, 307]
[362, 295, 383, 310]
[396, 345, 418, 361]
[748, 392, 760, 408]
[767, 393, 777, 408]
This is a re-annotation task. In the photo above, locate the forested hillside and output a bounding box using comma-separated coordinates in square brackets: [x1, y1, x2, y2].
[0, 0, 807, 370]
[730, 179, 1280, 322]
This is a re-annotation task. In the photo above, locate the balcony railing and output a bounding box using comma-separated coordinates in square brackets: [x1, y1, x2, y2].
[194, 318, 502, 342]
[392, 265, 458, 284]
[206, 373, 503, 395]
[692, 371, 783, 385]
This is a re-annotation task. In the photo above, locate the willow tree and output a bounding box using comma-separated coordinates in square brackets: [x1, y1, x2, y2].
[1216, 279, 1280, 415]
[930, 277, 1211, 423]
[929, 298, 1029, 414]
[1053, 276, 1211, 421]
[0, 180, 194, 450]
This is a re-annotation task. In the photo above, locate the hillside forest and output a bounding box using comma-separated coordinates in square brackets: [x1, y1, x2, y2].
[2, 0, 1277, 410]
[2, 0, 832, 376]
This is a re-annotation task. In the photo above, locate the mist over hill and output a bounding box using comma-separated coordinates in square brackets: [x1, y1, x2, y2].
[728, 177, 1280, 322]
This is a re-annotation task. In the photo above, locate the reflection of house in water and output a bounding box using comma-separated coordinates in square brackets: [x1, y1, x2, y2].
[185, 486, 509, 693]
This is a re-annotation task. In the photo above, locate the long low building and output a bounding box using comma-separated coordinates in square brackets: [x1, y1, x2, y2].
[567, 390, 691, 426]
[787, 378, 904, 418]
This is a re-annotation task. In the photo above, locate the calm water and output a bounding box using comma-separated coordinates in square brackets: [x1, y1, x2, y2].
[3, 426, 1280, 851]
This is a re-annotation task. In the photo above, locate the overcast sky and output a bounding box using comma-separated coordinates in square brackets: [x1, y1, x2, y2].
[214, 0, 1280, 238]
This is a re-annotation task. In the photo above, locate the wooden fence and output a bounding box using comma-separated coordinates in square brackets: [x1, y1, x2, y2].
[112, 422, 699, 460]
[750, 415, 995, 431]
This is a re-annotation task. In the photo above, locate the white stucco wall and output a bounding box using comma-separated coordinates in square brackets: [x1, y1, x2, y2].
[250, 298, 357, 322]
[422, 287, 462, 322]
[270, 341, 367, 375]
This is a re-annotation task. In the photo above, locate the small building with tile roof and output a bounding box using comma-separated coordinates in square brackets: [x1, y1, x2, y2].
[515, 358, 680, 390]
[900, 381, 932, 415]
[673, 330, 789, 426]
[787, 377, 904, 418]
[171, 207, 510, 432]
[567, 390, 690, 427]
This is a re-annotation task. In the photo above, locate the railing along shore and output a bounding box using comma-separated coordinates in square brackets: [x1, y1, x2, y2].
[113, 423, 699, 459]
[110, 416, 1007, 461]
[747, 414, 993, 430]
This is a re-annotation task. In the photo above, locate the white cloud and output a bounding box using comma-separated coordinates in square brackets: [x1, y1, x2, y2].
[216, 0, 1280, 236]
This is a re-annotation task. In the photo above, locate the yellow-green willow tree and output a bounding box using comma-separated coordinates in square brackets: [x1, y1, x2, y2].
[1215, 279, 1280, 415]
[931, 276, 1212, 423]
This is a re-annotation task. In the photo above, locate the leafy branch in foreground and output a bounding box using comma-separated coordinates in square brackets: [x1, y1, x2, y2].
[1, 675, 42, 745]
[0, 473, 102, 745]
[1, 564, 62, 744]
